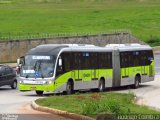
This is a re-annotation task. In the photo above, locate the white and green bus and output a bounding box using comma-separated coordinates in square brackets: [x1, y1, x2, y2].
[17, 44, 154, 95]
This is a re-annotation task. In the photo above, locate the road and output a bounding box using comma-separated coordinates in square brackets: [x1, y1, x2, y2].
[0, 54, 160, 119]
[0, 88, 73, 120]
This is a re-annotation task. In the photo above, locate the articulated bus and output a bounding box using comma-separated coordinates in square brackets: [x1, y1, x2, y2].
[17, 44, 154, 95]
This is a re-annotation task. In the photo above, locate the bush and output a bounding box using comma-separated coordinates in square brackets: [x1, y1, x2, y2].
[81, 100, 99, 115]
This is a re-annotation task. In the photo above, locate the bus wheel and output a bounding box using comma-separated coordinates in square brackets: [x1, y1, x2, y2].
[36, 91, 44, 96]
[66, 81, 73, 95]
[133, 76, 140, 89]
[98, 79, 105, 92]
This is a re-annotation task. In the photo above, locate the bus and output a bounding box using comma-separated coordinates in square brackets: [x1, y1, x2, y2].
[17, 44, 154, 95]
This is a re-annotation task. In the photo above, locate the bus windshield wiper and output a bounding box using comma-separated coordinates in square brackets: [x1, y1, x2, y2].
[41, 74, 44, 79]
[34, 60, 44, 79]
[34, 61, 38, 71]
[25, 74, 29, 78]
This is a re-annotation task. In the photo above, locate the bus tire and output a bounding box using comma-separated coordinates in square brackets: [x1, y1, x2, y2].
[98, 79, 105, 92]
[133, 76, 140, 89]
[11, 80, 17, 89]
[66, 81, 73, 94]
[36, 91, 44, 96]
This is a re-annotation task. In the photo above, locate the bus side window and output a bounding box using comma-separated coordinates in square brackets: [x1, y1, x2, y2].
[64, 52, 72, 72]
[141, 51, 146, 66]
[128, 52, 132, 67]
[146, 50, 153, 65]
[120, 52, 125, 68]
[72, 52, 81, 70]
[73, 53, 78, 70]
[108, 52, 112, 68]
[90, 52, 97, 69]
[83, 52, 90, 70]
[133, 51, 139, 66]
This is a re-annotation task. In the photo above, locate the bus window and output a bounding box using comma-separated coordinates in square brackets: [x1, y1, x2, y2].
[90, 53, 97, 69]
[61, 52, 71, 72]
[133, 51, 140, 66]
[146, 50, 154, 65]
[83, 52, 90, 70]
[108, 52, 112, 68]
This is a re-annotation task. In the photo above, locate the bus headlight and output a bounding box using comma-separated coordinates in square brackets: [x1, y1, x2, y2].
[46, 81, 52, 84]
[19, 80, 23, 84]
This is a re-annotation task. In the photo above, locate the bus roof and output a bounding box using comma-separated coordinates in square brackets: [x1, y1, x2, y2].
[105, 43, 152, 51]
[26, 44, 152, 56]
[26, 44, 99, 55]
[26, 44, 68, 56]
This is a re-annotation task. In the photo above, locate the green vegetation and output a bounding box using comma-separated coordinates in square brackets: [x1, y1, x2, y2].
[36, 92, 160, 119]
[0, 0, 160, 46]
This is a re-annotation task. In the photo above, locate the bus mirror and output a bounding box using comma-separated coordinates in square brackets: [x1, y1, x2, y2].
[18, 56, 25, 66]
[59, 58, 62, 66]
[17, 58, 20, 66]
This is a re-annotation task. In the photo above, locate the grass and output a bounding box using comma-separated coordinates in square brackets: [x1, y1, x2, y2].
[0, 0, 160, 46]
[36, 92, 160, 119]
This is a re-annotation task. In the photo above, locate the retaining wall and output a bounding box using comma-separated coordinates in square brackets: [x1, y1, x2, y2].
[0, 32, 144, 62]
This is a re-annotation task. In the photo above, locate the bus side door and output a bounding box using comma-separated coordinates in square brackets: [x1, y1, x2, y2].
[82, 52, 92, 81]
[74, 52, 83, 81]
[121, 52, 129, 78]
[141, 51, 147, 75]
[91, 53, 98, 80]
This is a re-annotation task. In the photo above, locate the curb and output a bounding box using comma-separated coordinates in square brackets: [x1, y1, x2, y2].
[31, 101, 95, 120]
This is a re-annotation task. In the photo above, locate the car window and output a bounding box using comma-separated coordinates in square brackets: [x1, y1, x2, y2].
[5, 67, 14, 75]
[0, 66, 5, 75]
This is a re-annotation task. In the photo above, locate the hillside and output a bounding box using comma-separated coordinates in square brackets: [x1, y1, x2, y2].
[0, 0, 160, 46]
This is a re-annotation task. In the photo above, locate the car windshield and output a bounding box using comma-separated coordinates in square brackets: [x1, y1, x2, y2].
[20, 55, 56, 78]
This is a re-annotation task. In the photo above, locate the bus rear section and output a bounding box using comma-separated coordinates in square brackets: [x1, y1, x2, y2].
[110, 44, 155, 88]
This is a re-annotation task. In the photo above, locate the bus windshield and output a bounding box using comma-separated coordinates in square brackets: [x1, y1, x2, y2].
[20, 55, 56, 78]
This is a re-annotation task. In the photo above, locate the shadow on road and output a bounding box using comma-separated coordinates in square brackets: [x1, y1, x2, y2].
[108, 84, 152, 92]
[0, 87, 12, 91]
[20, 84, 153, 97]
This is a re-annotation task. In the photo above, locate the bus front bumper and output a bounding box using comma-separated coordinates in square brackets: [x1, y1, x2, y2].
[18, 83, 55, 92]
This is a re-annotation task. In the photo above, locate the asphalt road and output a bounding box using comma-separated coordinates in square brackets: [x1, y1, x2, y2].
[0, 54, 160, 120]
[0, 88, 73, 120]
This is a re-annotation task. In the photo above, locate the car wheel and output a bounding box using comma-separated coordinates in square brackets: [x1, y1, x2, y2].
[11, 80, 17, 89]
[36, 91, 44, 96]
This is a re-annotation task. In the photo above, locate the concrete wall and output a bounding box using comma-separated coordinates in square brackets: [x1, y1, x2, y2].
[0, 32, 144, 62]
